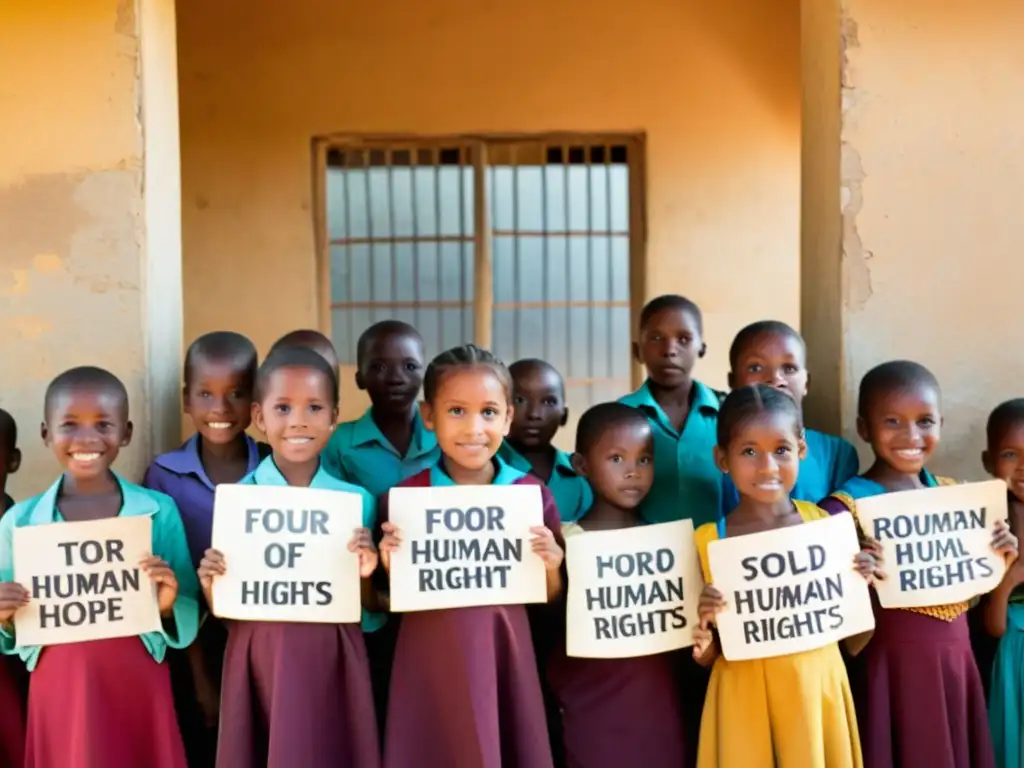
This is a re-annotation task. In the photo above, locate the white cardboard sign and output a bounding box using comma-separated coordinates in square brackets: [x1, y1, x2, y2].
[854, 479, 1007, 608]
[707, 512, 874, 661]
[387, 484, 546, 612]
[14, 515, 161, 646]
[565, 520, 703, 658]
[211, 484, 364, 623]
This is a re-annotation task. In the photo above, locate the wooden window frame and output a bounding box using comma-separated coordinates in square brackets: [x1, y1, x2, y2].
[311, 132, 648, 389]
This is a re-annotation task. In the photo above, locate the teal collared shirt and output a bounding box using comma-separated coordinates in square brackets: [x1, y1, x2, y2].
[0, 474, 201, 670]
[619, 379, 723, 527]
[322, 408, 440, 498]
[497, 443, 592, 522]
[242, 457, 383, 632]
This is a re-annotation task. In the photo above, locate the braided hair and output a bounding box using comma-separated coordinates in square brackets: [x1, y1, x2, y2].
[717, 384, 802, 448]
[423, 344, 512, 404]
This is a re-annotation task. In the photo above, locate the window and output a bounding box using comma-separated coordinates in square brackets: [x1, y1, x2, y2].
[314, 134, 645, 417]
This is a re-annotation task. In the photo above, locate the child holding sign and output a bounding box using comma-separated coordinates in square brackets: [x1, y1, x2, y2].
[547, 402, 687, 768]
[197, 347, 380, 768]
[821, 361, 1017, 768]
[980, 399, 1024, 768]
[144, 331, 268, 764]
[694, 385, 878, 768]
[0, 366, 200, 768]
[721, 321, 859, 511]
[378, 343, 564, 768]
[499, 359, 593, 523]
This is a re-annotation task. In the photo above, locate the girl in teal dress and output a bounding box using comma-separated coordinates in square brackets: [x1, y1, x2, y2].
[982, 398, 1024, 768]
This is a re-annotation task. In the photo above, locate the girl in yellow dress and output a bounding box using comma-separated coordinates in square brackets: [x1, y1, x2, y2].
[692, 384, 879, 767]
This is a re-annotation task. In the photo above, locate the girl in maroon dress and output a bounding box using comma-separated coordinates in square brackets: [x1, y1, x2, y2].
[378, 344, 565, 768]
[546, 403, 687, 768]
[819, 360, 1016, 768]
[198, 347, 381, 768]
[0, 367, 200, 768]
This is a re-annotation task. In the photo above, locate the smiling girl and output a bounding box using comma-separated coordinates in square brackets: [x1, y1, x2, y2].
[377, 344, 564, 768]
[820, 361, 1017, 768]
[197, 347, 380, 768]
[0, 366, 199, 768]
[694, 385, 876, 767]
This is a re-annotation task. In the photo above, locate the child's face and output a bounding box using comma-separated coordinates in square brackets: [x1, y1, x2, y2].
[856, 384, 941, 476]
[183, 356, 253, 446]
[634, 308, 705, 388]
[43, 388, 132, 482]
[509, 365, 566, 450]
[357, 332, 425, 414]
[730, 332, 809, 408]
[575, 421, 654, 510]
[984, 422, 1024, 502]
[252, 367, 337, 467]
[422, 368, 512, 474]
[714, 411, 805, 505]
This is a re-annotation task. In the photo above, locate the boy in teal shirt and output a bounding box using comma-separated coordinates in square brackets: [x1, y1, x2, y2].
[322, 320, 438, 494]
[498, 358, 593, 522]
[720, 320, 859, 511]
[619, 295, 724, 528]
[319, 319, 438, 743]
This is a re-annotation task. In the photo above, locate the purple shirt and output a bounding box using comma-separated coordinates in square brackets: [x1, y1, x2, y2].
[143, 434, 265, 567]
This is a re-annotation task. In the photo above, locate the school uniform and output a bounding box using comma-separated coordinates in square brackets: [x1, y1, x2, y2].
[0, 475, 200, 768]
[322, 407, 440, 498]
[321, 407, 440, 736]
[821, 472, 995, 768]
[381, 458, 559, 768]
[695, 502, 863, 767]
[619, 379, 723, 766]
[143, 433, 267, 568]
[721, 428, 859, 512]
[215, 457, 379, 768]
[546, 522, 686, 768]
[990, 582, 1024, 768]
[618, 380, 722, 528]
[498, 443, 593, 523]
[0, 491, 23, 768]
[143, 434, 267, 767]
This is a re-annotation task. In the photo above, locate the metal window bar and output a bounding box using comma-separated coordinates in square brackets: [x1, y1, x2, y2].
[318, 136, 639, 407]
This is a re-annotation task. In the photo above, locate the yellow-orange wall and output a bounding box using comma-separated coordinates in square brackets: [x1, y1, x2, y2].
[835, 0, 1024, 478]
[176, 0, 801, 427]
[1, 0, 183, 499]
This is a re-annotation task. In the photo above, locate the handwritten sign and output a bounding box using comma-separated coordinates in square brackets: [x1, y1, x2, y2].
[855, 479, 1007, 608]
[211, 484, 363, 623]
[13, 515, 161, 646]
[387, 484, 546, 611]
[707, 513, 874, 661]
[565, 520, 702, 658]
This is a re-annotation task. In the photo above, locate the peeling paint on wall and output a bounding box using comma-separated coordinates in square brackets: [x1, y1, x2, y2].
[840, 141, 873, 311]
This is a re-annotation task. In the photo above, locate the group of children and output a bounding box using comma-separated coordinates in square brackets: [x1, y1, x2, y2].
[0, 294, 1022, 768]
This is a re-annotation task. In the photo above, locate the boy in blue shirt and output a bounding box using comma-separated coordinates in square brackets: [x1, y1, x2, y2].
[721, 320, 859, 510]
[619, 295, 724, 528]
[498, 358, 592, 522]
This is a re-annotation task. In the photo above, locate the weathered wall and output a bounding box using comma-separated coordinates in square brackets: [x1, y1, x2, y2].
[177, 0, 801, 422]
[0, 0, 182, 497]
[840, 0, 1024, 477]
[800, 0, 843, 436]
